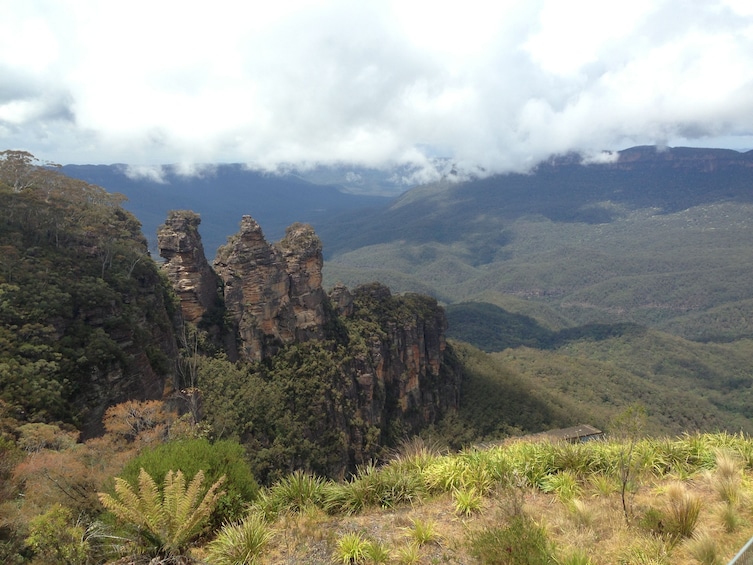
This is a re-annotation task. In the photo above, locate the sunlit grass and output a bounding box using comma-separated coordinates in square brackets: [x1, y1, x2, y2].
[224, 433, 753, 563]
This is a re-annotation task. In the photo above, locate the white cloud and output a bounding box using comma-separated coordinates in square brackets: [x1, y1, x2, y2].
[123, 164, 167, 184]
[1, 0, 752, 177]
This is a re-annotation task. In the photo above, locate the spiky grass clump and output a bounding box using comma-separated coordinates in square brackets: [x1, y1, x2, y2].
[617, 535, 671, 565]
[685, 532, 723, 565]
[206, 513, 272, 565]
[719, 501, 743, 533]
[406, 517, 440, 547]
[568, 498, 595, 529]
[713, 449, 742, 505]
[589, 473, 618, 496]
[395, 542, 422, 564]
[664, 482, 702, 540]
[453, 487, 483, 516]
[256, 470, 327, 519]
[422, 447, 509, 495]
[390, 436, 444, 472]
[336, 531, 369, 564]
[540, 470, 580, 502]
[684, 530, 722, 565]
[558, 549, 593, 565]
[323, 461, 425, 515]
[364, 539, 391, 563]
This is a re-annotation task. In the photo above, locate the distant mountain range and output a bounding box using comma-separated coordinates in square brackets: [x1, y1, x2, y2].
[318, 146, 753, 343]
[63, 146, 753, 344]
[61, 163, 393, 257]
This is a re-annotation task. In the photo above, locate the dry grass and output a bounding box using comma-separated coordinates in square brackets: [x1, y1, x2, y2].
[204, 435, 753, 564]
[250, 476, 753, 564]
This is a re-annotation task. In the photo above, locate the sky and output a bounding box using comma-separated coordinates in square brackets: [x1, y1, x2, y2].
[2, 0, 753, 181]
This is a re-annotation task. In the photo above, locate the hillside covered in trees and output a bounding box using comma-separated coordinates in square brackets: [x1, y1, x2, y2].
[2, 149, 753, 563]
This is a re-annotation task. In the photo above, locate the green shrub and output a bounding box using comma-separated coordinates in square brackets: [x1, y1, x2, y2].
[468, 515, 556, 565]
[25, 504, 89, 565]
[119, 438, 258, 525]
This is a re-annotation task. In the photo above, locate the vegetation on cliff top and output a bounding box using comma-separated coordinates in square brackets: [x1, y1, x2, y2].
[0, 150, 176, 430]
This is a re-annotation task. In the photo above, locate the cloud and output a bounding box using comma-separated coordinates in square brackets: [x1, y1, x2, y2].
[1, 0, 753, 178]
[122, 165, 168, 184]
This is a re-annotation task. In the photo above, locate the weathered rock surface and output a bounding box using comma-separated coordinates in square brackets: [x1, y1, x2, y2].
[213, 216, 329, 361]
[160, 211, 461, 473]
[157, 210, 220, 325]
[344, 283, 458, 448]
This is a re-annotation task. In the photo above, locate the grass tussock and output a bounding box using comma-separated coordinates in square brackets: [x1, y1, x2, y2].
[191, 432, 753, 563]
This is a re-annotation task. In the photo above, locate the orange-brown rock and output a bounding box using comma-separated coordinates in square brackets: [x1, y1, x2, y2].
[213, 216, 329, 361]
[343, 283, 457, 445]
[157, 210, 220, 325]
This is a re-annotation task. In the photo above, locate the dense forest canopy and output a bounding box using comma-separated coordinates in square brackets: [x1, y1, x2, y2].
[0, 150, 175, 429]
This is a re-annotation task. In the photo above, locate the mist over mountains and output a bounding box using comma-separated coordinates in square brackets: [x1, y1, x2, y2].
[61, 163, 395, 257]
[63, 146, 753, 345]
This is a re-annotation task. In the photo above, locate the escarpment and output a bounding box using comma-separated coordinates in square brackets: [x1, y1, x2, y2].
[158, 211, 461, 471]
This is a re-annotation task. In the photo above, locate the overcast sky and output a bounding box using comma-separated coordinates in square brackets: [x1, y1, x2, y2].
[2, 0, 753, 179]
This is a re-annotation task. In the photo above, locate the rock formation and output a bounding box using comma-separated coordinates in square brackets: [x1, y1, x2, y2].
[159, 211, 461, 472]
[344, 283, 458, 452]
[211, 216, 329, 361]
[157, 210, 221, 325]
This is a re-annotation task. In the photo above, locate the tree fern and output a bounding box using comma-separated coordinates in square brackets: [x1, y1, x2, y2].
[98, 467, 225, 556]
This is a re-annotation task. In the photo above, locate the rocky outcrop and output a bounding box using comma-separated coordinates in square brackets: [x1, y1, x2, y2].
[213, 216, 329, 361]
[159, 211, 461, 474]
[277, 223, 329, 342]
[157, 210, 220, 325]
[343, 283, 458, 449]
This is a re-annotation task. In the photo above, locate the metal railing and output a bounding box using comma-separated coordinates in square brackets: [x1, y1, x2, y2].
[729, 535, 753, 564]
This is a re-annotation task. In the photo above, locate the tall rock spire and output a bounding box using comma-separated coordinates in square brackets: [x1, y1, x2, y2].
[157, 210, 220, 325]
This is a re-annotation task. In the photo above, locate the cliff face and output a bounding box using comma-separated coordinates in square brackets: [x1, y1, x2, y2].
[157, 210, 221, 325]
[342, 283, 459, 457]
[212, 216, 329, 361]
[159, 211, 461, 473]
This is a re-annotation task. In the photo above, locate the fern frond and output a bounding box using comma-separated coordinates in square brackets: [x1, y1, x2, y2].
[170, 474, 226, 549]
[137, 467, 165, 535]
[98, 467, 225, 557]
[99, 477, 147, 527]
[178, 469, 206, 523]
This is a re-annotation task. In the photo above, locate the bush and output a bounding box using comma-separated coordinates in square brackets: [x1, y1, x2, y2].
[119, 438, 258, 526]
[24, 504, 89, 565]
[469, 515, 556, 565]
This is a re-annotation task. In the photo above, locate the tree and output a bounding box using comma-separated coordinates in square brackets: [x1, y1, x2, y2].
[610, 403, 647, 524]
